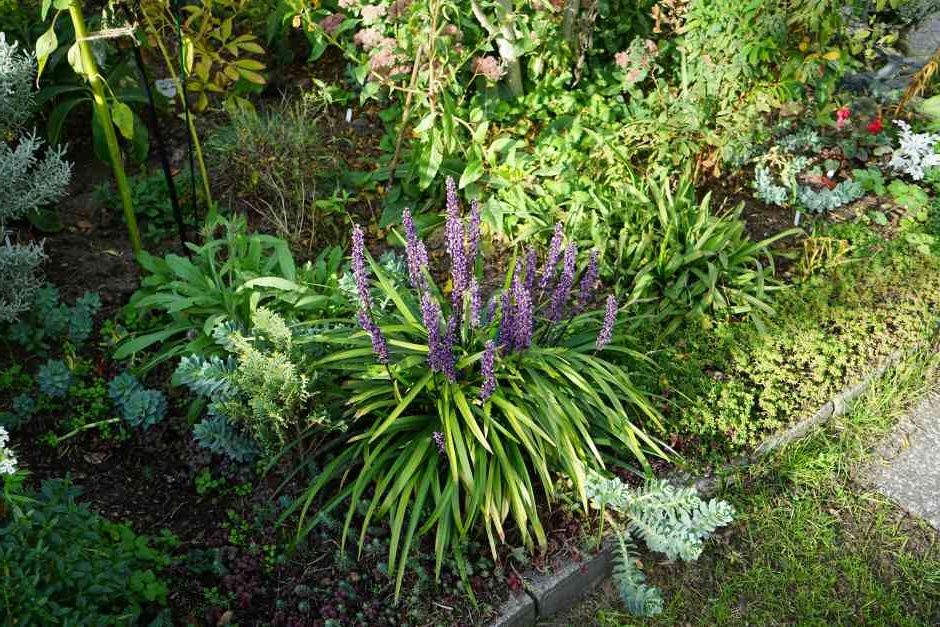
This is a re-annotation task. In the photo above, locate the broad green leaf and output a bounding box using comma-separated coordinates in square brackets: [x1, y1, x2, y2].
[111, 101, 134, 140]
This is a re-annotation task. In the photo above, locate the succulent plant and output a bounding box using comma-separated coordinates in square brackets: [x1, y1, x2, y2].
[192, 414, 259, 463]
[11, 393, 35, 419]
[121, 389, 167, 429]
[37, 359, 71, 398]
[108, 372, 143, 410]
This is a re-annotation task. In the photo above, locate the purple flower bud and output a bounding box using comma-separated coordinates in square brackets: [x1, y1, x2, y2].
[445, 177, 468, 297]
[524, 247, 538, 292]
[596, 295, 617, 351]
[468, 278, 481, 328]
[576, 250, 599, 313]
[401, 208, 429, 291]
[479, 339, 496, 402]
[432, 430, 446, 454]
[539, 222, 565, 292]
[358, 309, 389, 364]
[351, 224, 372, 310]
[549, 242, 577, 323]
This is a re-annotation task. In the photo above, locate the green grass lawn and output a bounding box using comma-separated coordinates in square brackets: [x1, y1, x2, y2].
[551, 346, 940, 626]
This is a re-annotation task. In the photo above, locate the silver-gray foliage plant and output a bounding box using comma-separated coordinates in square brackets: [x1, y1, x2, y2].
[0, 32, 72, 322]
[585, 471, 735, 617]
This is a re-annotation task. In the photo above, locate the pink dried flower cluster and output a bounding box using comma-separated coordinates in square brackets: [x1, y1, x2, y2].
[473, 55, 506, 82]
[353, 27, 385, 50]
[359, 4, 386, 24]
[614, 51, 629, 68]
[338, 0, 359, 8]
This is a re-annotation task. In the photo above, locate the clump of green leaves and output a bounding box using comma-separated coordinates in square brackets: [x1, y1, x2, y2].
[612, 173, 797, 334]
[585, 471, 734, 617]
[117, 215, 348, 372]
[0, 479, 175, 624]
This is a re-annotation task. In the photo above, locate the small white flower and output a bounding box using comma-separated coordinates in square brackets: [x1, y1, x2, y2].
[0, 425, 9, 448]
[0, 426, 16, 475]
[154, 78, 176, 99]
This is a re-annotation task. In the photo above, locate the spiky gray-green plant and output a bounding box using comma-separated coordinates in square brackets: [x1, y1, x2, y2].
[121, 389, 167, 428]
[108, 372, 167, 429]
[37, 359, 72, 398]
[192, 413, 260, 463]
[585, 472, 734, 617]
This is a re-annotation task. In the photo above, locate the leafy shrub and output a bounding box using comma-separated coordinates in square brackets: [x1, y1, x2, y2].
[206, 94, 343, 251]
[585, 471, 734, 617]
[177, 308, 341, 457]
[0, 478, 174, 624]
[117, 215, 348, 371]
[283, 180, 666, 596]
[596, 173, 796, 333]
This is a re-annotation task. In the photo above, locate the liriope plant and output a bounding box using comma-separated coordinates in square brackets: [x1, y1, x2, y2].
[280, 177, 668, 598]
[584, 470, 735, 617]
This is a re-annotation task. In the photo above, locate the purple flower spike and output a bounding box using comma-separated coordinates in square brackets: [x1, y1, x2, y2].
[432, 431, 446, 454]
[524, 247, 538, 292]
[596, 295, 617, 351]
[549, 242, 577, 323]
[576, 250, 599, 313]
[510, 273, 534, 351]
[480, 339, 496, 402]
[358, 309, 389, 364]
[351, 224, 372, 310]
[422, 293, 456, 380]
[468, 278, 481, 328]
[402, 208, 429, 291]
[445, 177, 467, 296]
[539, 222, 565, 292]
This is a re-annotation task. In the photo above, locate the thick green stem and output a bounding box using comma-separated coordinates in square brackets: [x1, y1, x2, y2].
[54, 417, 121, 445]
[68, 2, 142, 256]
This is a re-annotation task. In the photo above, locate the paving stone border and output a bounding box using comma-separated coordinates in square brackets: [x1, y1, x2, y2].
[490, 347, 911, 626]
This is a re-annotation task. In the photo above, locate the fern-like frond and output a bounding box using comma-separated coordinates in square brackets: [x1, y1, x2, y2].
[612, 530, 663, 617]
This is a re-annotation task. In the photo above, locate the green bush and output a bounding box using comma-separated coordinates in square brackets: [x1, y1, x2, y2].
[0, 478, 174, 625]
[116, 215, 348, 371]
[282, 183, 666, 598]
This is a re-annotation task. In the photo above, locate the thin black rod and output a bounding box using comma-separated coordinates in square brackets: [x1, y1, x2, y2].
[120, 1, 190, 254]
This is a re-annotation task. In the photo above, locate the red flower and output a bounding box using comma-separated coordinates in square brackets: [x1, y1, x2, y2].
[866, 117, 882, 134]
[835, 106, 850, 129]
